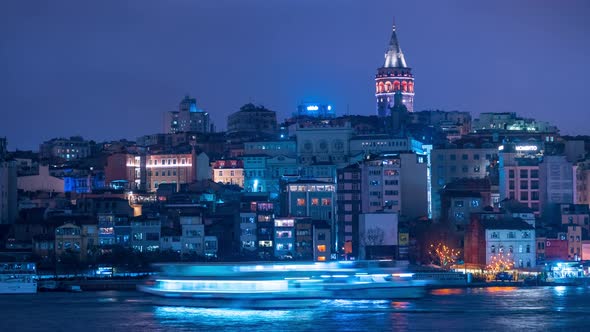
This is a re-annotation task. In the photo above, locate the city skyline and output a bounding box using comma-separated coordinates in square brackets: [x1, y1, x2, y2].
[1, 0, 589, 150]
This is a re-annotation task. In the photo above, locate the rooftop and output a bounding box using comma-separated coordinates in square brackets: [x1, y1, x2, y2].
[500, 199, 535, 214]
[481, 218, 534, 230]
[288, 179, 334, 185]
[383, 22, 408, 69]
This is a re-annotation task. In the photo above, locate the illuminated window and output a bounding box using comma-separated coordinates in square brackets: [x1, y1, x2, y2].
[275, 219, 294, 227]
[317, 256, 326, 261]
[99, 227, 114, 235]
[276, 243, 293, 251]
[258, 241, 273, 247]
[276, 231, 292, 238]
[384, 170, 399, 176]
[297, 198, 305, 206]
[317, 245, 326, 253]
[311, 198, 319, 206]
[321, 198, 331, 206]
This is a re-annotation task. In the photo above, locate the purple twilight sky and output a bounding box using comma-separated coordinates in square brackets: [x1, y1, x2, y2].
[1, 0, 589, 150]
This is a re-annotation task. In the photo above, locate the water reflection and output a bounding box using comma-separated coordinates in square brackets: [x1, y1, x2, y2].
[325, 299, 391, 310]
[154, 306, 319, 330]
[97, 297, 117, 303]
[391, 301, 412, 310]
[155, 306, 302, 321]
[5, 287, 584, 331]
[389, 312, 409, 331]
[430, 288, 464, 296]
[554, 286, 567, 296]
[484, 286, 517, 293]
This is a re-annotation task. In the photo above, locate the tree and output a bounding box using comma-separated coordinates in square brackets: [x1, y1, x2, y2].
[239, 103, 271, 113]
[364, 227, 385, 246]
[429, 242, 460, 270]
[486, 252, 514, 274]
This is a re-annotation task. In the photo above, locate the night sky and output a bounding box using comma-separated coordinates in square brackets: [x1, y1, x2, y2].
[1, 0, 588, 150]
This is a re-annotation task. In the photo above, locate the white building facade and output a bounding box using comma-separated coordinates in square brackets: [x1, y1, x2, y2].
[485, 227, 536, 269]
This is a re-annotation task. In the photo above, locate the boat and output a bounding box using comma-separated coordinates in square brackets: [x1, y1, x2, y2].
[64, 284, 82, 292]
[324, 273, 426, 299]
[411, 271, 468, 287]
[138, 261, 426, 308]
[38, 280, 59, 291]
[0, 262, 38, 294]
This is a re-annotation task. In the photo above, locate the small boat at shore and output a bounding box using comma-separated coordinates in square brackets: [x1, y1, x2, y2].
[38, 280, 59, 291]
[138, 261, 425, 308]
[64, 284, 82, 292]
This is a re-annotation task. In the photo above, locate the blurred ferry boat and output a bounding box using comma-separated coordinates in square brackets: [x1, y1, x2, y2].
[411, 271, 467, 287]
[138, 261, 425, 308]
[0, 262, 37, 294]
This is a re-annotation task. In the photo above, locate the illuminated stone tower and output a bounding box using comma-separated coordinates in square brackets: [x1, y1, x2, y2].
[376, 21, 414, 117]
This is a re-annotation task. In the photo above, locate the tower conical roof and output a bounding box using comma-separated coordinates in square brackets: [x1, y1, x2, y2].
[383, 22, 408, 68]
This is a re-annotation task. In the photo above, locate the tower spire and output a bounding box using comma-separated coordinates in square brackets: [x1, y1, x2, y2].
[375, 19, 414, 116]
[384, 19, 407, 68]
